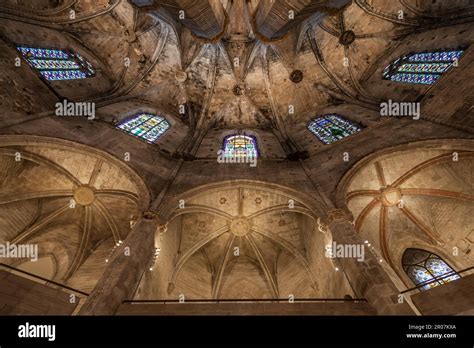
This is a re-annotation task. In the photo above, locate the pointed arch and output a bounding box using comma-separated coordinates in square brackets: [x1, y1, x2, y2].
[402, 248, 460, 291]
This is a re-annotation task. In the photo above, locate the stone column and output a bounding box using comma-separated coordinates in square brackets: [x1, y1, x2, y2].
[78, 212, 161, 315]
[325, 209, 415, 315]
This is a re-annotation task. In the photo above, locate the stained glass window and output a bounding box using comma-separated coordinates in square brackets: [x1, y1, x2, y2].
[223, 134, 258, 158]
[383, 49, 465, 85]
[117, 113, 170, 143]
[17, 45, 95, 81]
[402, 248, 460, 291]
[308, 114, 361, 145]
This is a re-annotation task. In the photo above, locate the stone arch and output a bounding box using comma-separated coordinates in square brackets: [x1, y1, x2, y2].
[96, 99, 190, 154]
[160, 179, 328, 219]
[400, 246, 460, 289]
[335, 138, 474, 288]
[0, 134, 151, 208]
[135, 179, 354, 301]
[0, 135, 151, 287]
[394, 238, 464, 288]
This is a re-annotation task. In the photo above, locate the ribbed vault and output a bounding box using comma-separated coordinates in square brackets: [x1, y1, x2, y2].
[0, 136, 150, 292]
[337, 140, 474, 287]
[134, 182, 354, 300]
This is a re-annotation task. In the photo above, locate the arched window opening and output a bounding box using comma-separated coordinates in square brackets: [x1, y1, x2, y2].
[383, 48, 465, 85]
[308, 114, 362, 145]
[402, 248, 460, 291]
[17, 45, 95, 81]
[223, 134, 259, 158]
[117, 113, 170, 143]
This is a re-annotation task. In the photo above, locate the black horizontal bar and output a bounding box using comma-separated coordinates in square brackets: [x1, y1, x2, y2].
[0, 262, 90, 297]
[123, 298, 368, 304]
[400, 266, 474, 294]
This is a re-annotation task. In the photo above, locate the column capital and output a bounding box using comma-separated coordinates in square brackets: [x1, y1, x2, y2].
[158, 222, 168, 235]
[141, 211, 167, 231]
[142, 210, 160, 221]
[326, 208, 354, 225]
[317, 217, 328, 234]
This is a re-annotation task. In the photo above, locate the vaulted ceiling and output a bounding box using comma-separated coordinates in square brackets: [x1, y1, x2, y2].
[0, 136, 149, 292]
[1, 0, 472, 158]
[339, 140, 474, 287]
[135, 183, 353, 300]
[0, 0, 473, 303]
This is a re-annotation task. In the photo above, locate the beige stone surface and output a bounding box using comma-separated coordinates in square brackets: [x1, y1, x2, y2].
[0, 0, 472, 315]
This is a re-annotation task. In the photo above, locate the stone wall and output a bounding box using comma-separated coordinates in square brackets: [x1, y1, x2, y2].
[410, 273, 474, 315]
[302, 118, 473, 204]
[0, 270, 78, 315]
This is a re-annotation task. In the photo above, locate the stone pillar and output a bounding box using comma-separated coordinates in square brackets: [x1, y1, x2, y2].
[325, 209, 415, 315]
[254, 0, 351, 41]
[78, 212, 160, 315]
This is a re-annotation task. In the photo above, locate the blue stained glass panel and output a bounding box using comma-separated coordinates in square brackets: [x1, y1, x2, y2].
[40, 70, 88, 81]
[17, 45, 95, 81]
[18, 46, 70, 59]
[402, 248, 460, 291]
[117, 113, 170, 143]
[407, 51, 463, 63]
[383, 48, 465, 85]
[31, 59, 81, 70]
[398, 63, 452, 74]
[407, 266, 437, 291]
[425, 257, 461, 283]
[308, 114, 361, 144]
[388, 73, 440, 85]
